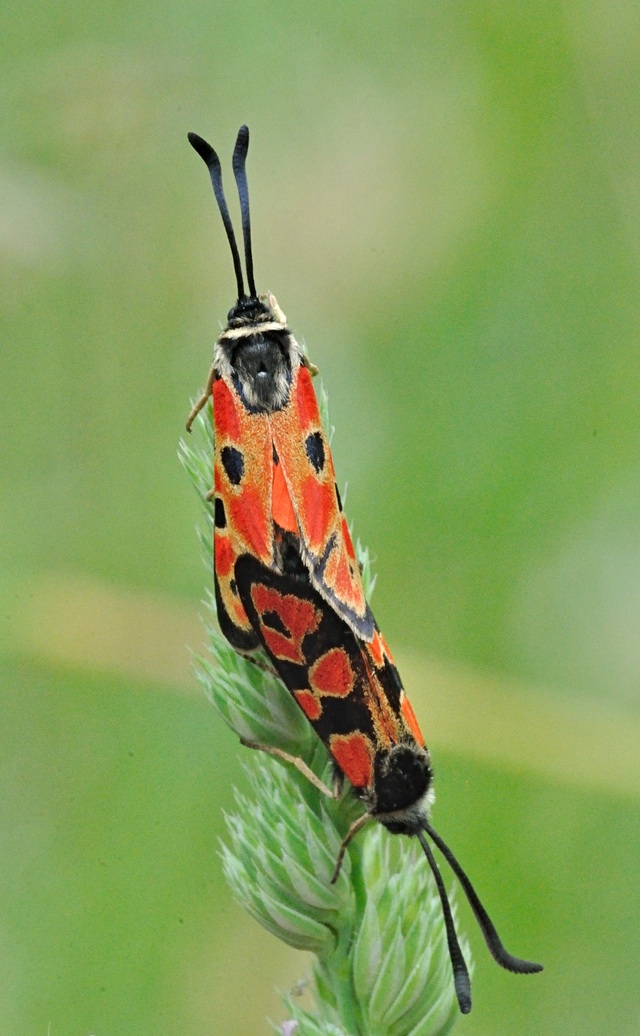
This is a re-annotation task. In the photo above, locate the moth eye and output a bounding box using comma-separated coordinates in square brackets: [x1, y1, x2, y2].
[305, 431, 325, 473]
[214, 497, 227, 529]
[221, 445, 244, 485]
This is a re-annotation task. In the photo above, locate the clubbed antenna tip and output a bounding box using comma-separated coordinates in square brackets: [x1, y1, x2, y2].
[187, 128, 249, 302]
[187, 131, 215, 165]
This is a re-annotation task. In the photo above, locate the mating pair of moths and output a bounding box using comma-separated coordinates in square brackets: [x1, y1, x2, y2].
[187, 125, 542, 1014]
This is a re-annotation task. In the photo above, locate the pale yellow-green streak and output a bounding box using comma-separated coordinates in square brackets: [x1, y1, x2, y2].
[5, 572, 640, 799]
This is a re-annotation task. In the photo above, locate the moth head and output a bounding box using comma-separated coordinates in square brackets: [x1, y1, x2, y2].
[226, 294, 272, 328]
[367, 740, 435, 834]
[225, 291, 288, 332]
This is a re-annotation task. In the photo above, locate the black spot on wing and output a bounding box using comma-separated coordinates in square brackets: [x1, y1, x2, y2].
[261, 609, 289, 636]
[305, 431, 325, 473]
[221, 445, 244, 485]
[335, 484, 343, 512]
[273, 443, 279, 465]
[214, 497, 226, 529]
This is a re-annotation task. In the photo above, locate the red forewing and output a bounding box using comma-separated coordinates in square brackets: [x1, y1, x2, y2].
[270, 364, 374, 640]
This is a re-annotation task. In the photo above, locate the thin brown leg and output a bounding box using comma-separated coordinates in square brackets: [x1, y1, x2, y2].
[239, 738, 335, 799]
[186, 363, 216, 432]
[330, 812, 371, 884]
[234, 649, 280, 678]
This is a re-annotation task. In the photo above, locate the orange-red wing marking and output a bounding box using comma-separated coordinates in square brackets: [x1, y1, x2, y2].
[329, 731, 375, 790]
[309, 647, 356, 698]
[250, 583, 322, 664]
[270, 365, 374, 641]
[295, 690, 323, 722]
[400, 695, 425, 747]
[272, 451, 297, 533]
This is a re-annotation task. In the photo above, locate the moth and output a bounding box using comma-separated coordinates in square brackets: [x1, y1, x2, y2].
[187, 125, 542, 1013]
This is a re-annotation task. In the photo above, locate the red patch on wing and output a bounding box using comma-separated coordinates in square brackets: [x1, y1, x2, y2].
[214, 535, 234, 578]
[380, 631, 395, 663]
[213, 378, 241, 442]
[342, 517, 356, 561]
[301, 476, 334, 553]
[368, 630, 385, 668]
[401, 695, 425, 747]
[295, 366, 317, 431]
[294, 690, 322, 721]
[309, 648, 355, 697]
[260, 627, 302, 663]
[229, 489, 271, 560]
[323, 549, 355, 605]
[272, 454, 298, 533]
[251, 584, 321, 664]
[230, 597, 248, 625]
[330, 732, 374, 789]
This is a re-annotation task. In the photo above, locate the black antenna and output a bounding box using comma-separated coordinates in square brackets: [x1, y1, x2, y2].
[232, 125, 257, 299]
[423, 821, 543, 976]
[187, 131, 246, 300]
[416, 831, 472, 1014]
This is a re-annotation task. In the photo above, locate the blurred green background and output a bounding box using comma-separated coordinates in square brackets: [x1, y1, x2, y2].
[2, 1, 640, 1033]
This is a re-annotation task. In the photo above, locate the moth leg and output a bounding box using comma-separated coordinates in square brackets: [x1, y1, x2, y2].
[186, 363, 215, 432]
[239, 738, 335, 798]
[301, 354, 319, 377]
[237, 651, 280, 678]
[205, 487, 215, 502]
[330, 812, 371, 884]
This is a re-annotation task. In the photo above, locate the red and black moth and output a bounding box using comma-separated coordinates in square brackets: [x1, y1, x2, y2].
[186, 125, 542, 1014]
